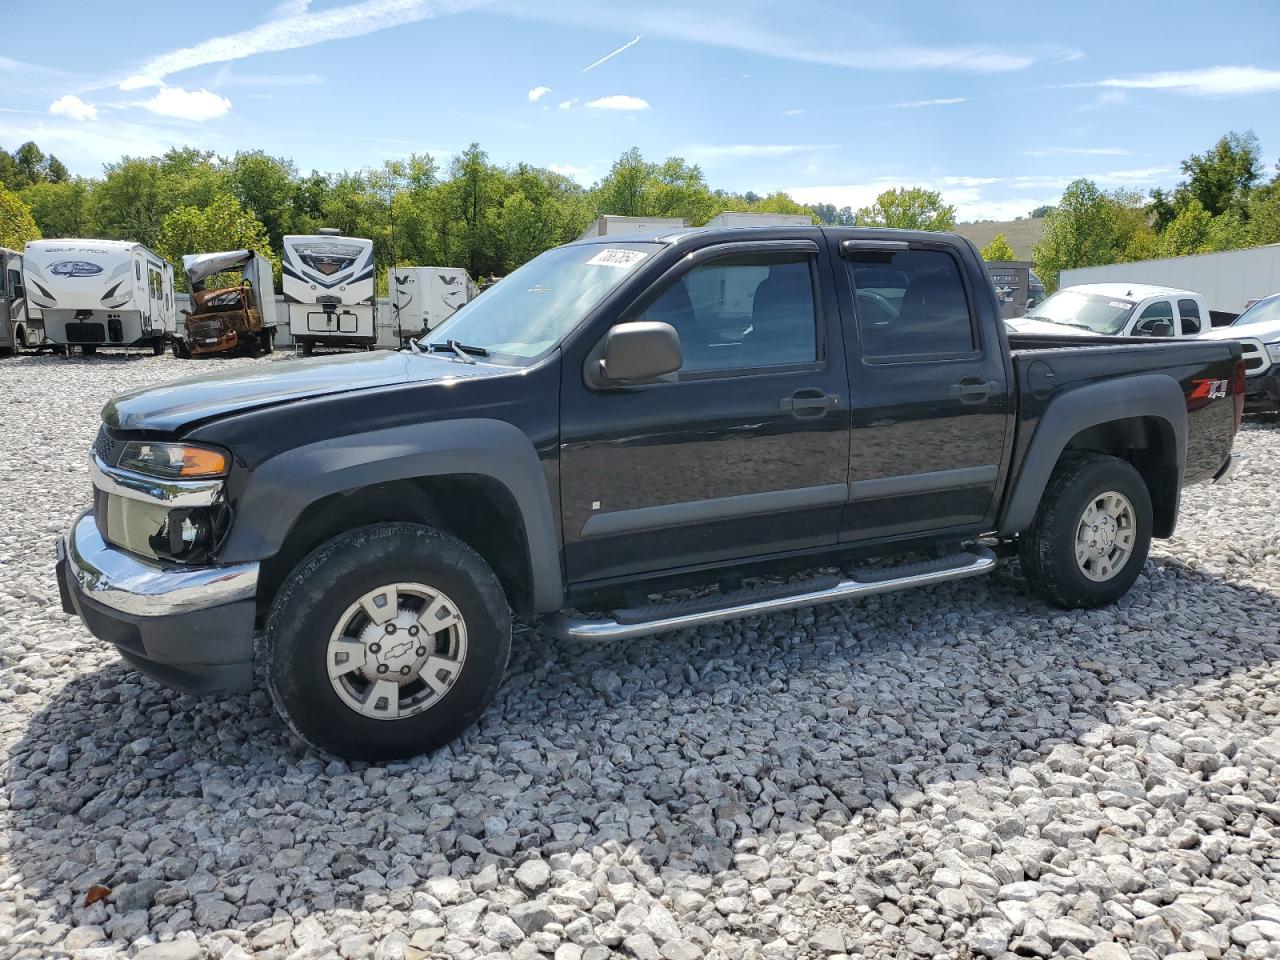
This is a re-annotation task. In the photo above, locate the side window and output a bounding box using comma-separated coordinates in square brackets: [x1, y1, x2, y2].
[1178, 298, 1202, 335]
[639, 253, 817, 374]
[5, 268, 19, 295]
[1134, 299, 1175, 336]
[846, 248, 976, 359]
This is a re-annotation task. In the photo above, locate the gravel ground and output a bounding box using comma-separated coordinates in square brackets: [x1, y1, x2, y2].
[2, 353, 1279, 960]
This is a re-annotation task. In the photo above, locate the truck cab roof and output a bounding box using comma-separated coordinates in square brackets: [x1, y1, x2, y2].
[1066, 282, 1200, 301]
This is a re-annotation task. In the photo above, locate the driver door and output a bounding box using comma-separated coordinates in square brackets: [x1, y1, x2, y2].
[1128, 299, 1176, 337]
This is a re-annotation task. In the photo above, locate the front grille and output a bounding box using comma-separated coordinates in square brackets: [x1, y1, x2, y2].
[1239, 340, 1272, 375]
[92, 425, 117, 464]
[189, 319, 224, 341]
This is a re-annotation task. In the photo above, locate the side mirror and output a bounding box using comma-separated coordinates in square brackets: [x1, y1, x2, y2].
[597, 321, 683, 383]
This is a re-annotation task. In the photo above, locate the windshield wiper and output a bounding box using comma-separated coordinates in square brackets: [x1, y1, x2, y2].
[425, 339, 489, 363]
[1025, 317, 1095, 332]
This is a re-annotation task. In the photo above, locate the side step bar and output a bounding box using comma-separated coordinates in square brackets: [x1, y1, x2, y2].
[552, 546, 998, 642]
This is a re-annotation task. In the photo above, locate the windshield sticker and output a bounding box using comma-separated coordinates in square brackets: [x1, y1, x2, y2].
[1109, 301, 1131, 309]
[587, 248, 648, 268]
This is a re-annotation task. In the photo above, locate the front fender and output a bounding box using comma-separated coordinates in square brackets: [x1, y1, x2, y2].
[218, 418, 563, 612]
[998, 374, 1187, 536]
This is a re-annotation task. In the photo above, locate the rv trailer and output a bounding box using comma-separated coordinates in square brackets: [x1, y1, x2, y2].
[22, 239, 175, 355]
[1, 247, 44, 352]
[388, 266, 479, 345]
[177, 249, 278, 358]
[282, 229, 376, 353]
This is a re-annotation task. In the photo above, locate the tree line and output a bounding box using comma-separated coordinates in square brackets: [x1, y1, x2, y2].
[2, 132, 1278, 294]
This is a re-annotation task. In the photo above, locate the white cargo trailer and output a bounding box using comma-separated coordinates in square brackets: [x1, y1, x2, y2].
[0, 247, 43, 352]
[701, 211, 813, 228]
[388, 266, 479, 344]
[282, 229, 376, 354]
[1060, 244, 1280, 326]
[577, 215, 687, 240]
[23, 239, 175, 354]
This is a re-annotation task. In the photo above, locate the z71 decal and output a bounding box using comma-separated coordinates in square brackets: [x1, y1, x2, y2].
[1190, 378, 1229, 400]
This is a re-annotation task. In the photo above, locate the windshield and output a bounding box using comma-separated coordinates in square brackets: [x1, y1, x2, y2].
[421, 242, 659, 362]
[1232, 294, 1280, 329]
[1024, 290, 1135, 334]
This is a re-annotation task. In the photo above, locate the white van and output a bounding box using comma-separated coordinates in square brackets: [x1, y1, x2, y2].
[23, 239, 176, 355]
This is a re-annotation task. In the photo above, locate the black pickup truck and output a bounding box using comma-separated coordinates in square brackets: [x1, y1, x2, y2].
[57, 227, 1244, 760]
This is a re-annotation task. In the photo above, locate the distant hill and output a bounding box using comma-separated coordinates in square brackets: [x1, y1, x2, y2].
[954, 218, 1047, 261]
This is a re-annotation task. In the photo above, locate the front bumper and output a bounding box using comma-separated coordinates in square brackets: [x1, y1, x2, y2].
[1244, 366, 1280, 408]
[57, 510, 259, 693]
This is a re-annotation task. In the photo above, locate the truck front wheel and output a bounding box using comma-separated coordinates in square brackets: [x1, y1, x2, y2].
[1019, 452, 1152, 609]
[265, 522, 511, 760]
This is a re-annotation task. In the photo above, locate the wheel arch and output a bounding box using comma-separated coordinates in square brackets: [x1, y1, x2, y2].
[221, 419, 563, 614]
[1000, 374, 1187, 538]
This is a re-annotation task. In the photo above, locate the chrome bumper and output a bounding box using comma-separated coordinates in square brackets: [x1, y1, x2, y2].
[62, 510, 258, 618]
[1212, 453, 1241, 485]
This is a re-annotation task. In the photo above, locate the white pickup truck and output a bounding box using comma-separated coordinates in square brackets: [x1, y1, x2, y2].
[1007, 283, 1209, 340]
[1198, 292, 1280, 410]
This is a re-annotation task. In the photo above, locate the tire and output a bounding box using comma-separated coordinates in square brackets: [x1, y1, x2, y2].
[261, 328, 275, 355]
[171, 338, 191, 359]
[301, 339, 314, 356]
[1019, 452, 1153, 609]
[265, 523, 511, 760]
[151, 337, 165, 356]
[81, 344, 97, 356]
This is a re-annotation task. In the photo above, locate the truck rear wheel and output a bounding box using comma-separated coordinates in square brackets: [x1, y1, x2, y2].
[172, 338, 191, 359]
[151, 336, 165, 356]
[1019, 452, 1152, 609]
[265, 522, 511, 760]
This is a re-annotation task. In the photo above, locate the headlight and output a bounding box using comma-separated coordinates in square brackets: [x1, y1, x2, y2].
[117, 441, 230, 479]
[1267, 342, 1280, 363]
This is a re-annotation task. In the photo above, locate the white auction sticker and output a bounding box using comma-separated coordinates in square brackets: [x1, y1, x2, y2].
[587, 248, 648, 268]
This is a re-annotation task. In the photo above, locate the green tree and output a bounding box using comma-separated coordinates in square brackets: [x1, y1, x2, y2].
[0, 185, 41, 248]
[228, 150, 299, 249]
[1033, 179, 1154, 290]
[1150, 131, 1262, 232]
[980, 233, 1017, 261]
[853, 187, 956, 231]
[92, 157, 164, 246]
[592, 147, 718, 224]
[19, 179, 93, 237]
[1157, 199, 1245, 258]
[155, 194, 278, 291]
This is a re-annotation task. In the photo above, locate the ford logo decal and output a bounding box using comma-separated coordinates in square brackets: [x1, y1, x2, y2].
[50, 260, 103, 277]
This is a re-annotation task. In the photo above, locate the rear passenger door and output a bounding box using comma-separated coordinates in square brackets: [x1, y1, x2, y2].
[836, 239, 1011, 543]
[1177, 298, 1203, 337]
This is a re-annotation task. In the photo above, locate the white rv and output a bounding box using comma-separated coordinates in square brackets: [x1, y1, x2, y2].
[282, 229, 376, 354]
[388, 266, 479, 344]
[23, 239, 175, 355]
[1, 247, 44, 352]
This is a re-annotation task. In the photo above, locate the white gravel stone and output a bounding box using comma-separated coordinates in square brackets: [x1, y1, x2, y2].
[2, 354, 1280, 959]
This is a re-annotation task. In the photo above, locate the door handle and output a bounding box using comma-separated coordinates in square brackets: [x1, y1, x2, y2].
[780, 389, 839, 417]
[948, 378, 1000, 404]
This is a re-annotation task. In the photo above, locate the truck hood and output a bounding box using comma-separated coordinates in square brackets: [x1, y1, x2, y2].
[1198, 320, 1280, 343]
[1005, 317, 1104, 338]
[104, 350, 503, 432]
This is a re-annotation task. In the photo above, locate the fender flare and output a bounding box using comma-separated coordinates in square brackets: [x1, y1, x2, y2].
[219, 419, 564, 612]
[998, 373, 1187, 536]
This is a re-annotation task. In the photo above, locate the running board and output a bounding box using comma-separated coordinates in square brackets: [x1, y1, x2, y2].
[551, 546, 998, 642]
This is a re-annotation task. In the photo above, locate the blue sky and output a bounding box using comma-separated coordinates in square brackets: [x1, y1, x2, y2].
[3, 0, 1280, 221]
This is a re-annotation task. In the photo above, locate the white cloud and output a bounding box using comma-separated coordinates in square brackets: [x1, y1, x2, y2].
[210, 64, 324, 88]
[527, 85, 551, 102]
[781, 108, 805, 116]
[585, 94, 649, 111]
[786, 167, 1174, 223]
[49, 94, 97, 121]
[500, 3, 1048, 73]
[269, 0, 311, 18]
[884, 97, 967, 109]
[683, 143, 829, 160]
[582, 35, 641, 72]
[549, 163, 588, 178]
[558, 99, 576, 110]
[1021, 146, 1132, 157]
[117, 0, 486, 88]
[1090, 65, 1280, 97]
[139, 86, 232, 121]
